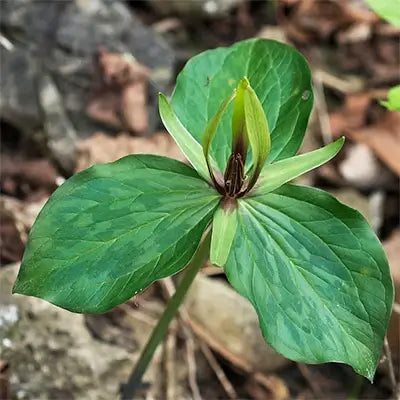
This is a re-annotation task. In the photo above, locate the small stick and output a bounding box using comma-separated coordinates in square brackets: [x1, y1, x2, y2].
[184, 326, 202, 400]
[199, 341, 238, 400]
[160, 278, 202, 400]
[164, 326, 177, 400]
[314, 68, 364, 94]
[119, 304, 158, 327]
[314, 72, 333, 145]
[383, 336, 397, 395]
[160, 277, 237, 399]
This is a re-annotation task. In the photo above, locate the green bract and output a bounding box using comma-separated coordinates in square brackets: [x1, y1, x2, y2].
[13, 39, 393, 381]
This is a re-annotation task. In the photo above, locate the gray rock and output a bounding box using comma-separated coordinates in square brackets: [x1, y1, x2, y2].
[0, 0, 176, 169]
[0, 263, 156, 399]
[185, 273, 290, 374]
[0, 46, 41, 133]
[38, 74, 78, 173]
[148, 0, 243, 17]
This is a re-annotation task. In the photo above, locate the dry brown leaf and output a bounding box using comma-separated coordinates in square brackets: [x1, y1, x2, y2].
[337, 22, 372, 44]
[0, 155, 58, 198]
[121, 81, 148, 134]
[348, 112, 400, 176]
[277, 0, 364, 43]
[87, 49, 150, 135]
[0, 196, 46, 263]
[75, 132, 185, 172]
[329, 93, 372, 138]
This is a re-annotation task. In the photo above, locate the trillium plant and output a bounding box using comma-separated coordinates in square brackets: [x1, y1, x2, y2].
[13, 39, 393, 398]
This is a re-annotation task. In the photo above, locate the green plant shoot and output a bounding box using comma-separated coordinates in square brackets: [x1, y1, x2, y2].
[13, 39, 394, 390]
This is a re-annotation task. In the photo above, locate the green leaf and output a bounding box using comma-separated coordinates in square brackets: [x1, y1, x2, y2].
[253, 137, 344, 196]
[158, 93, 212, 183]
[224, 184, 393, 380]
[13, 155, 220, 313]
[365, 0, 400, 28]
[202, 90, 236, 187]
[210, 200, 238, 267]
[380, 85, 400, 111]
[244, 81, 271, 189]
[171, 38, 313, 171]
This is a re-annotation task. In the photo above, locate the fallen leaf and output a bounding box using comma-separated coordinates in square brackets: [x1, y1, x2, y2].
[0, 196, 46, 264]
[277, 0, 375, 43]
[329, 93, 372, 138]
[0, 155, 58, 198]
[75, 132, 185, 172]
[348, 112, 400, 175]
[87, 49, 150, 135]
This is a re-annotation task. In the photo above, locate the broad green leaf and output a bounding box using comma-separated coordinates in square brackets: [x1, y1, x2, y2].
[210, 201, 238, 267]
[244, 82, 271, 189]
[365, 0, 400, 28]
[13, 155, 220, 313]
[380, 85, 400, 111]
[158, 93, 212, 182]
[171, 39, 313, 171]
[202, 90, 236, 185]
[253, 137, 344, 196]
[224, 184, 393, 380]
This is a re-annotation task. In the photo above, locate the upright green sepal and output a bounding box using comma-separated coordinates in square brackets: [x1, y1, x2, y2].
[202, 91, 236, 191]
[243, 82, 271, 190]
[210, 200, 238, 267]
[158, 93, 213, 183]
[231, 77, 249, 158]
[253, 137, 345, 196]
[171, 39, 313, 170]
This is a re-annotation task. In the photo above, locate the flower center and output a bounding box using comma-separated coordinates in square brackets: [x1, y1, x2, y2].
[224, 153, 245, 197]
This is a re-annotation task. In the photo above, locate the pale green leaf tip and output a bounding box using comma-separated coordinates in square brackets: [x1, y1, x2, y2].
[238, 76, 250, 89]
[210, 254, 224, 268]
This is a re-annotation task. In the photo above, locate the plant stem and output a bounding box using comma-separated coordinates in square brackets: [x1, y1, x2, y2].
[121, 231, 212, 400]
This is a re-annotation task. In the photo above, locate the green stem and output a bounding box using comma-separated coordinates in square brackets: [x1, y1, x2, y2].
[121, 231, 212, 400]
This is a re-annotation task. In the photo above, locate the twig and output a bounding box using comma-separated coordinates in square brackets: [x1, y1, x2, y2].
[199, 342, 238, 399]
[313, 72, 333, 145]
[164, 325, 177, 400]
[160, 277, 237, 399]
[184, 326, 202, 400]
[160, 278, 202, 400]
[314, 68, 364, 94]
[119, 304, 158, 327]
[384, 336, 398, 395]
